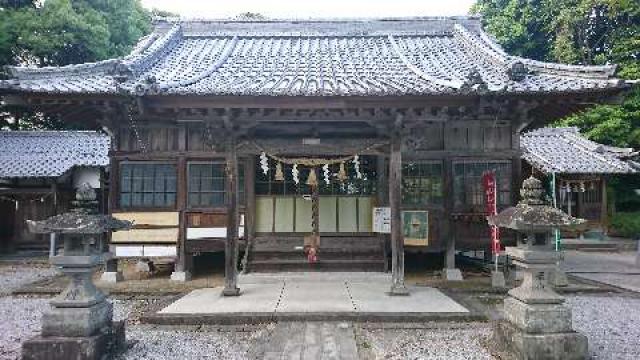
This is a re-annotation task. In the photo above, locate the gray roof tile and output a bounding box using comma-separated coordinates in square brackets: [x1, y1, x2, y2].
[0, 131, 110, 178]
[1, 17, 627, 96]
[521, 127, 638, 174]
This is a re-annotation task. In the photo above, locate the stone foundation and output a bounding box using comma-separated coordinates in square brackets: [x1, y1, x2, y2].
[42, 301, 113, 338]
[442, 268, 463, 281]
[503, 297, 573, 334]
[22, 321, 126, 360]
[494, 320, 588, 360]
[100, 271, 123, 283]
[170, 271, 192, 282]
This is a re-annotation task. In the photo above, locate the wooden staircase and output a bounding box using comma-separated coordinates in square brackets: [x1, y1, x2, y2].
[248, 235, 386, 272]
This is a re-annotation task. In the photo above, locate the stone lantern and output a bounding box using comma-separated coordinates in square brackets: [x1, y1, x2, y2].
[487, 176, 588, 360]
[22, 184, 132, 360]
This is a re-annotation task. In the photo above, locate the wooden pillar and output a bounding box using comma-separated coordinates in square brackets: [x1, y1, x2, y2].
[377, 155, 390, 271]
[49, 182, 58, 258]
[601, 177, 608, 235]
[443, 159, 455, 268]
[171, 156, 192, 281]
[241, 156, 256, 273]
[223, 134, 241, 296]
[389, 129, 408, 295]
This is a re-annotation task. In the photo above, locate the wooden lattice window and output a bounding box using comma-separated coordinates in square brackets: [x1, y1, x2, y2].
[453, 161, 511, 213]
[187, 162, 245, 208]
[402, 162, 443, 207]
[119, 163, 177, 208]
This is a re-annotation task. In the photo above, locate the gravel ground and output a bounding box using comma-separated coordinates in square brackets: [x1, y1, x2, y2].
[2, 259, 639, 360]
[0, 296, 49, 360]
[0, 263, 58, 296]
[116, 325, 266, 360]
[567, 295, 640, 360]
[358, 322, 495, 360]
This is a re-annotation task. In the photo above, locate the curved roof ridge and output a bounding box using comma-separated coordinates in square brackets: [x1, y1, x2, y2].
[454, 24, 618, 80]
[121, 23, 184, 77]
[453, 24, 509, 67]
[4, 23, 184, 82]
[158, 36, 238, 91]
[5, 59, 120, 81]
[387, 35, 462, 89]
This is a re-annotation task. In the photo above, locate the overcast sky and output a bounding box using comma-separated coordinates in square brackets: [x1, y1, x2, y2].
[140, 0, 476, 19]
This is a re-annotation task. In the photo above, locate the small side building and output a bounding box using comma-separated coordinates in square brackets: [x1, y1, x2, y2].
[0, 131, 110, 254]
[521, 127, 638, 237]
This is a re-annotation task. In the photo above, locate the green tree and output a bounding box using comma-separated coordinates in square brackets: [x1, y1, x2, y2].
[474, 0, 640, 212]
[472, 0, 640, 147]
[471, 0, 557, 60]
[0, 0, 152, 129]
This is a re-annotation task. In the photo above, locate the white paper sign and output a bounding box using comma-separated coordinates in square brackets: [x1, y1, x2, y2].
[373, 207, 391, 233]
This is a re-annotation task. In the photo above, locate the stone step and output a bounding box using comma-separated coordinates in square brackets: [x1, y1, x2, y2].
[576, 247, 620, 253]
[562, 241, 621, 252]
[251, 250, 384, 262]
[249, 259, 386, 272]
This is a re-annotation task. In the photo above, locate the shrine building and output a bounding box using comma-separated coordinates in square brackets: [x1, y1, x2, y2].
[0, 17, 632, 292]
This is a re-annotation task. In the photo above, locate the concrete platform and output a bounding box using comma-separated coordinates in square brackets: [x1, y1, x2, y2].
[148, 273, 475, 324]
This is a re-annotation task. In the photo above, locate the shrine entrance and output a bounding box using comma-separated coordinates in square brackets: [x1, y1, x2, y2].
[248, 153, 388, 272]
[254, 156, 378, 235]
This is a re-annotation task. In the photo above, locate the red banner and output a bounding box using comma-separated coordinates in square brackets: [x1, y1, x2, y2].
[482, 171, 501, 254]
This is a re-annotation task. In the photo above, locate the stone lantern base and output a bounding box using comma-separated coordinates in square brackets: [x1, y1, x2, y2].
[493, 298, 588, 360]
[22, 321, 125, 360]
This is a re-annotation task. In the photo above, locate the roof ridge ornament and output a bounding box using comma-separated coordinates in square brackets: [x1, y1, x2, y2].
[460, 67, 489, 93]
[506, 60, 530, 81]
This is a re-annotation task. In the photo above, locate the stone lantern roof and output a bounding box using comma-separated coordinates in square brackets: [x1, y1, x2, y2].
[487, 176, 586, 232]
[26, 184, 131, 234]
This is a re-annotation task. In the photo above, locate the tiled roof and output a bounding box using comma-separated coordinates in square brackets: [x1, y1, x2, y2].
[521, 127, 638, 174]
[0, 17, 628, 97]
[0, 131, 110, 178]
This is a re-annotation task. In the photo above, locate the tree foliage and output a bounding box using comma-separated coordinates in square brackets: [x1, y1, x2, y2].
[474, 0, 640, 211]
[0, 0, 152, 129]
[0, 0, 151, 68]
[472, 0, 640, 148]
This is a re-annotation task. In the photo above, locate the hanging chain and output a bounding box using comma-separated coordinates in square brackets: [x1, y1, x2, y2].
[127, 100, 148, 153]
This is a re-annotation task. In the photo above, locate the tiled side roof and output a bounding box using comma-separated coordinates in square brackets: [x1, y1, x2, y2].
[0, 131, 110, 178]
[0, 17, 627, 96]
[520, 127, 638, 174]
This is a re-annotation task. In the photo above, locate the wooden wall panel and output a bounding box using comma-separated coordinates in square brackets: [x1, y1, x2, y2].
[319, 196, 337, 232]
[444, 126, 467, 150]
[274, 197, 294, 232]
[338, 197, 358, 232]
[111, 228, 179, 243]
[255, 197, 274, 232]
[358, 197, 373, 232]
[467, 126, 484, 150]
[187, 213, 227, 227]
[187, 125, 204, 151]
[294, 197, 313, 233]
[113, 212, 179, 226]
[116, 126, 182, 152]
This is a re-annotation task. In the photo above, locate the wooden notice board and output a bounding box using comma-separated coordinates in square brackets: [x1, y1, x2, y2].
[403, 211, 429, 246]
